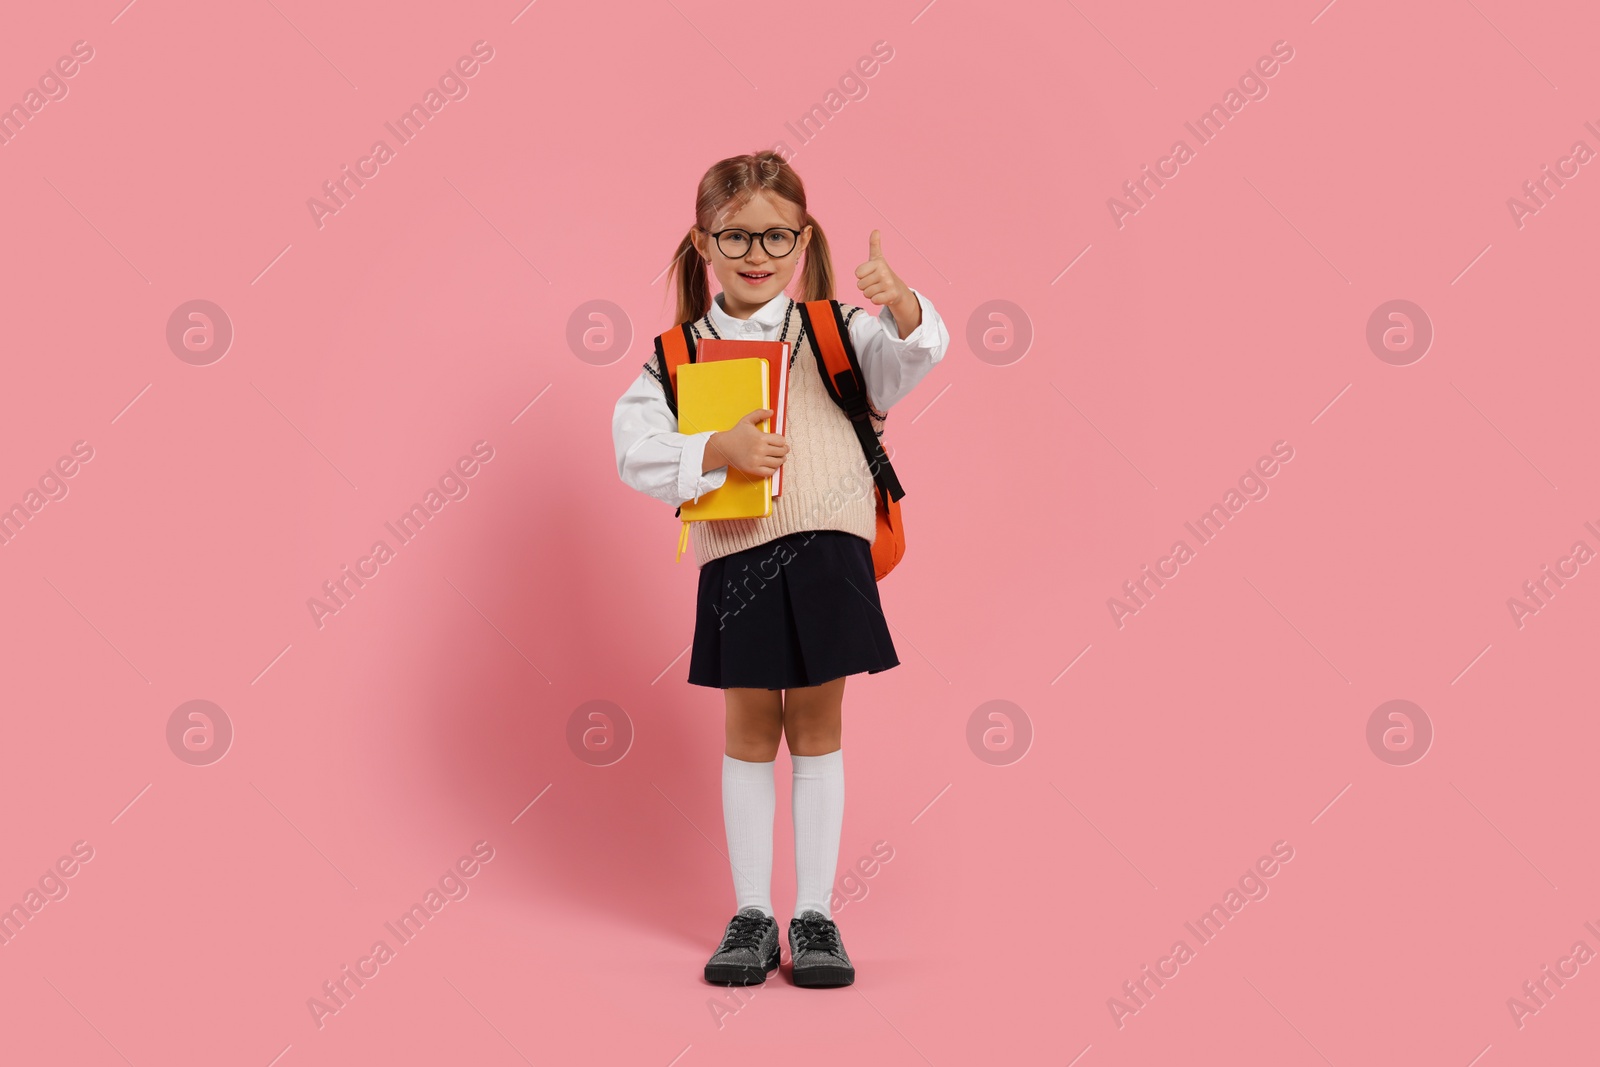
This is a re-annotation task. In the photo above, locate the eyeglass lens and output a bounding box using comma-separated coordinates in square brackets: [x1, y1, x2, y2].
[717, 229, 796, 257]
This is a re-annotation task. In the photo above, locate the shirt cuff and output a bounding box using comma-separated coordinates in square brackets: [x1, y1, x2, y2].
[880, 288, 938, 347]
[679, 430, 729, 504]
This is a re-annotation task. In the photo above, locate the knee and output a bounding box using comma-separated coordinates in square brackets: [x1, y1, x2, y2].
[727, 734, 782, 762]
[727, 714, 784, 762]
[782, 710, 841, 756]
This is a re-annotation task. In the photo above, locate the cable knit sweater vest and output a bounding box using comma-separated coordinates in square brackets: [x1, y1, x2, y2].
[687, 300, 884, 568]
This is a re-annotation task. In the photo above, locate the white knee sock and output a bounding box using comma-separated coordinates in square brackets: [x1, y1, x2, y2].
[791, 748, 845, 920]
[721, 754, 775, 918]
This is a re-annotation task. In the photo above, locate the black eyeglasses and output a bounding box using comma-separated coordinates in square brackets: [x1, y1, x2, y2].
[701, 226, 804, 259]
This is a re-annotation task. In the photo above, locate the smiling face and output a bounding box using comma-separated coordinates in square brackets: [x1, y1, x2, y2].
[690, 189, 813, 320]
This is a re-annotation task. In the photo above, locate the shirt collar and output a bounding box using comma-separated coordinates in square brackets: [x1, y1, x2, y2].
[709, 291, 793, 334]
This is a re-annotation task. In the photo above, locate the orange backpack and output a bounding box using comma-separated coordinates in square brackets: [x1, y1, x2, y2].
[652, 298, 906, 580]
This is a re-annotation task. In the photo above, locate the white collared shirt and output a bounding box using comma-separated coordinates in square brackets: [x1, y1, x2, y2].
[612, 290, 950, 508]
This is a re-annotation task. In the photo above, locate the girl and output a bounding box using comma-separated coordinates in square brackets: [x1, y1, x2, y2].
[611, 151, 948, 988]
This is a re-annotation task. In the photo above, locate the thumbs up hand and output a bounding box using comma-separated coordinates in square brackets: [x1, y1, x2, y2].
[855, 229, 921, 336]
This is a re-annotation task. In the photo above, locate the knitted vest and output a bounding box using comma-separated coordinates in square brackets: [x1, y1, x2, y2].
[688, 299, 884, 567]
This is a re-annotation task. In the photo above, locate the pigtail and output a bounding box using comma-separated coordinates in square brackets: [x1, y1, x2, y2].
[668, 229, 712, 325]
[796, 212, 835, 303]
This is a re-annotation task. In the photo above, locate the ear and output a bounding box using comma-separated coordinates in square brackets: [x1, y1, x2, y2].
[798, 222, 813, 254]
[689, 227, 710, 261]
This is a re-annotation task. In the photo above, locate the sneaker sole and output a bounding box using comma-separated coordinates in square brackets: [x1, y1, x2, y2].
[791, 963, 855, 988]
[704, 948, 781, 985]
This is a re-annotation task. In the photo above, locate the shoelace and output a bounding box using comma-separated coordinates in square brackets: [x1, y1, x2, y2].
[719, 913, 770, 952]
[792, 916, 843, 956]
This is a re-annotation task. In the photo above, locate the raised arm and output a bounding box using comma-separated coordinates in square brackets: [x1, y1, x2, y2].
[849, 230, 950, 412]
[845, 288, 951, 414]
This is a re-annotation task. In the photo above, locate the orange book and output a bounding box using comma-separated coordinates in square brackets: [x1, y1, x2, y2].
[694, 339, 791, 497]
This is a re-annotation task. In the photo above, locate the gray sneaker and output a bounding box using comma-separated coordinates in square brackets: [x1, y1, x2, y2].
[787, 910, 855, 987]
[705, 906, 780, 985]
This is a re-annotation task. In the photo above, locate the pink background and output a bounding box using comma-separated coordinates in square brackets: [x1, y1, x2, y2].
[2, 0, 1597, 1063]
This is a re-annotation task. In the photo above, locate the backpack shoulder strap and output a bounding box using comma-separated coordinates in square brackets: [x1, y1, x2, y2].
[653, 319, 704, 519]
[651, 321, 699, 419]
[796, 299, 905, 503]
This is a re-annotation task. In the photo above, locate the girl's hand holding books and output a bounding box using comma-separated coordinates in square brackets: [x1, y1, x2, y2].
[705, 408, 789, 478]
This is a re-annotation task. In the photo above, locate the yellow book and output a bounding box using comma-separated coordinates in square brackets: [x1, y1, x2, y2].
[674, 357, 772, 561]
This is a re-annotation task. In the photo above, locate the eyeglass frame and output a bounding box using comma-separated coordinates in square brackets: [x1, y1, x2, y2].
[698, 225, 808, 259]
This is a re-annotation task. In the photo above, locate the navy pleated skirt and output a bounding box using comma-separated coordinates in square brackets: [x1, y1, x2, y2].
[688, 530, 900, 690]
